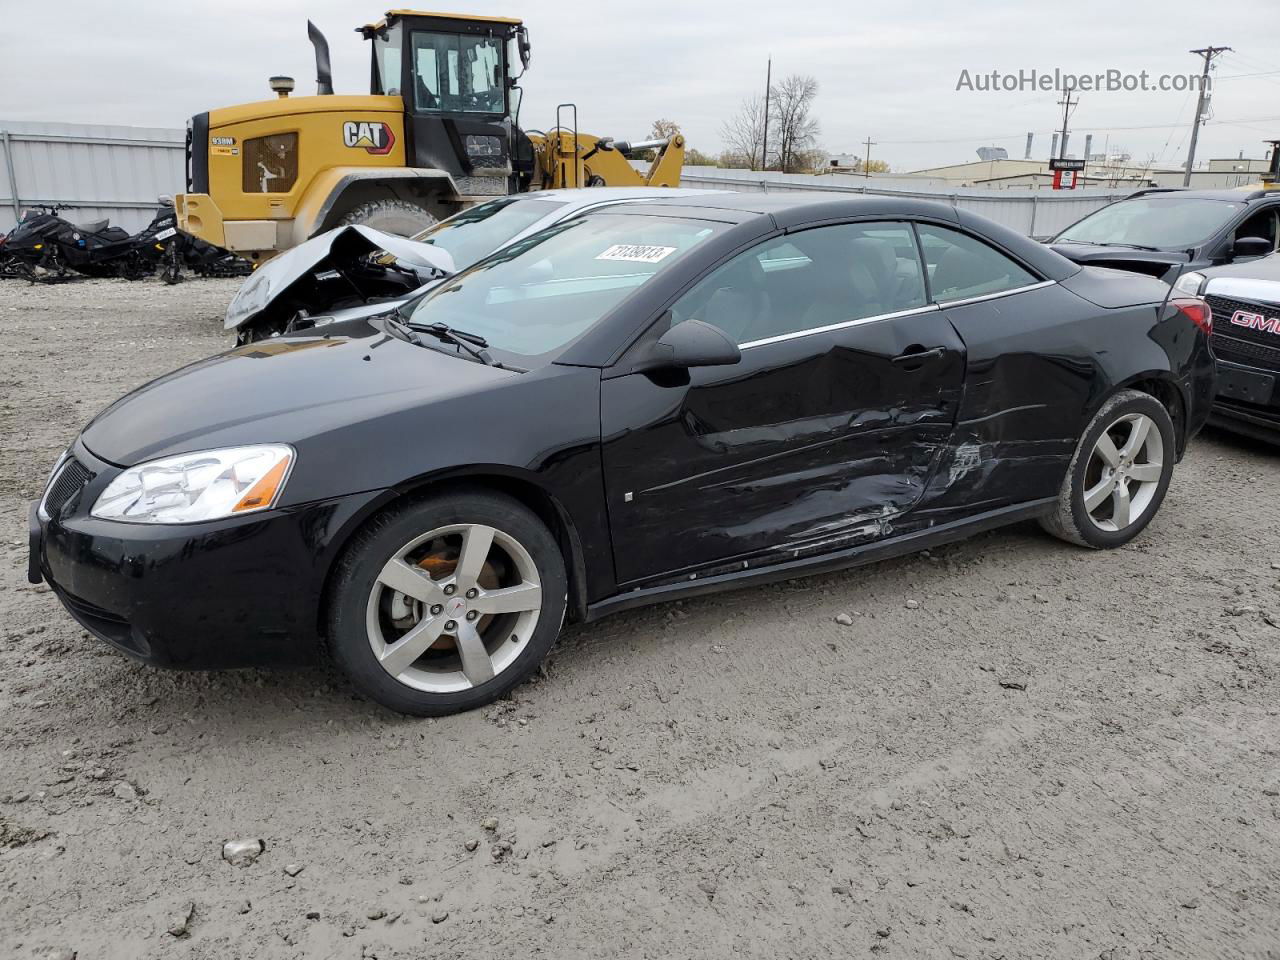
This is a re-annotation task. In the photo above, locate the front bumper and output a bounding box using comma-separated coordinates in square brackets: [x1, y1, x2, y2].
[1210, 358, 1280, 444]
[29, 440, 387, 669]
[174, 193, 224, 248]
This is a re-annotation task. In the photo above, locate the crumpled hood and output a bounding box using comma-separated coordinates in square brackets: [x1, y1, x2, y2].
[80, 319, 514, 466]
[225, 225, 455, 331]
[1047, 242, 1186, 281]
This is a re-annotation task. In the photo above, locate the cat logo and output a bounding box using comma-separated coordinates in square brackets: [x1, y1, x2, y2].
[342, 121, 396, 156]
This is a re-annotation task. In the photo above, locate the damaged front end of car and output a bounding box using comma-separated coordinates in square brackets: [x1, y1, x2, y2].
[225, 225, 455, 344]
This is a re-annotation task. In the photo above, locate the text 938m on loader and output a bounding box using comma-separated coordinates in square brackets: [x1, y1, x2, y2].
[175, 9, 686, 263]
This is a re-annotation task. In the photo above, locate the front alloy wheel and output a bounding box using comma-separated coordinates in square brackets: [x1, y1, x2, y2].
[329, 492, 567, 715]
[367, 523, 543, 692]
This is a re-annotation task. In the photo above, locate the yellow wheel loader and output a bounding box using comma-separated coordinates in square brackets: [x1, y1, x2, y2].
[175, 10, 685, 263]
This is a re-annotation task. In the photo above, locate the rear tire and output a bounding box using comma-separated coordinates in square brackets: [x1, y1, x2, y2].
[338, 199, 438, 238]
[1040, 389, 1176, 549]
[327, 492, 567, 716]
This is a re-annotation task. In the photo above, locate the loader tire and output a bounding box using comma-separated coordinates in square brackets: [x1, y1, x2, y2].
[338, 200, 437, 238]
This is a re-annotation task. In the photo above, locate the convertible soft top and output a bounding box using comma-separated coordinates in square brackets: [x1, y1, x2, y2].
[606, 192, 1081, 282]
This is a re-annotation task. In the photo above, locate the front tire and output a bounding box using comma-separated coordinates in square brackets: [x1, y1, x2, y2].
[327, 492, 567, 716]
[1040, 389, 1176, 549]
[338, 199, 438, 238]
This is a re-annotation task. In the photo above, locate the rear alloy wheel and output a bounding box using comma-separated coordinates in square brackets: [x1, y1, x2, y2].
[328, 493, 567, 715]
[1041, 389, 1176, 549]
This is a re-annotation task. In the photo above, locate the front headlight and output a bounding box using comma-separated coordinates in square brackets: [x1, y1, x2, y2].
[1173, 271, 1206, 297]
[91, 445, 294, 524]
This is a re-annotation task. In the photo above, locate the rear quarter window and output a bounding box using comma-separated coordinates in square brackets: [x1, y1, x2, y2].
[916, 224, 1037, 302]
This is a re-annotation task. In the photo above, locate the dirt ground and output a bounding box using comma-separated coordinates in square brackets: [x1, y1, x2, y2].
[1, 277, 1279, 960]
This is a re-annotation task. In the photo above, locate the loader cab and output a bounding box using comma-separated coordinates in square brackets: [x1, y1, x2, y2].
[359, 10, 533, 196]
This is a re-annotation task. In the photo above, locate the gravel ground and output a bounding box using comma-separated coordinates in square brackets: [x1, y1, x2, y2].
[2, 277, 1279, 960]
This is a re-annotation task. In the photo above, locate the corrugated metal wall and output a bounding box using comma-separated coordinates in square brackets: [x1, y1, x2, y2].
[0, 120, 185, 233]
[677, 168, 1135, 239]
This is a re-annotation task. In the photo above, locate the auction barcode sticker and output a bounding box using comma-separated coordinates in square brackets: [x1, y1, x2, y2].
[595, 244, 677, 264]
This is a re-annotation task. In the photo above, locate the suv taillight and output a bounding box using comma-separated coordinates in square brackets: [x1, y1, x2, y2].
[1170, 297, 1212, 336]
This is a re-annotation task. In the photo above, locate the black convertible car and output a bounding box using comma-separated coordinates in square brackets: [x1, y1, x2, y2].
[29, 194, 1215, 715]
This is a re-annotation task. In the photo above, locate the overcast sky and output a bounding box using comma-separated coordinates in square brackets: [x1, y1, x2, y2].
[1, 0, 1277, 171]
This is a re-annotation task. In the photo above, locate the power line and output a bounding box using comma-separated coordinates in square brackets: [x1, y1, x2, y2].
[1154, 88, 1197, 165]
[1224, 51, 1280, 75]
[1220, 52, 1280, 89]
[873, 114, 1280, 146]
[1216, 69, 1280, 81]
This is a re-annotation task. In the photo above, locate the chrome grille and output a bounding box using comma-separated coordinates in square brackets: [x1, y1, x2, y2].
[1206, 293, 1280, 371]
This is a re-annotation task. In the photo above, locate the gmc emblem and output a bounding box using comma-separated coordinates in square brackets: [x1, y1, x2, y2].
[1230, 308, 1280, 336]
[342, 121, 395, 156]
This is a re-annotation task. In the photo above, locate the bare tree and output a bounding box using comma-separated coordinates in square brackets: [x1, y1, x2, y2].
[649, 118, 682, 141]
[769, 74, 820, 173]
[719, 94, 767, 171]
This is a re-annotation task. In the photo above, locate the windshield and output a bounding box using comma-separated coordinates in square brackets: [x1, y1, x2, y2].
[411, 196, 567, 271]
[411, 31, 505, 114]
[406, 213, 723, 362]
[1056, 196, 1243, 249]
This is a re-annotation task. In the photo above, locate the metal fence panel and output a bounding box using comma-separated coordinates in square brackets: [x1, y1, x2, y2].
[0, 120, 185, 233]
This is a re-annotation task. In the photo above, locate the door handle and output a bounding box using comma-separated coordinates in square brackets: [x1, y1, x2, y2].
[891, 345, 947, 365]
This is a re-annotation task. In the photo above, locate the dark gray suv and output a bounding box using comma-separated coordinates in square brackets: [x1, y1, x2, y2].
[1050, 188, 1280, 281]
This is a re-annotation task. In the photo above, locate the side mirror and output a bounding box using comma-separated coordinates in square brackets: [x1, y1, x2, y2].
[632, 318, 740, 373]
[1232, 236, 1272, 259]
[517, 26, 532, 70]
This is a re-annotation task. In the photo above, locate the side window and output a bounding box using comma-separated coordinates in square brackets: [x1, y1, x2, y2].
[1235, 208, 1279, 250]
[411, 32, 505, 114]
[372, 26, 402, 95]
[915, 224, 1037, 303]
[671, 221, 927, 345]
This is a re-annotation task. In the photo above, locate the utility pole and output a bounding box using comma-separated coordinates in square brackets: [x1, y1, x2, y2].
[1183, 45, 1230, 186]
[760, 57, 772, 172]
[862, 137, 876, 178]
[1056, 88, 1077, 159]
